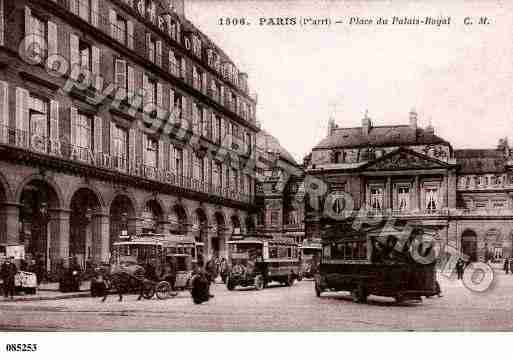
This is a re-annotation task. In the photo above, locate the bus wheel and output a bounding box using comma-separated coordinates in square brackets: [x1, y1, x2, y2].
[227, 279, 235, 291]
[315, 282, 322, 297]
[254, 275, 264, 290]
[285, 274, 295, 287]
[351, 284, 367, 303]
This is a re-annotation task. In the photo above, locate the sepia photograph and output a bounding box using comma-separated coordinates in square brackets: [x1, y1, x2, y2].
[0, 0, 513, 350]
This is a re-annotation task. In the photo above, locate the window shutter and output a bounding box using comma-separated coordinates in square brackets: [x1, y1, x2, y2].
[24, 6, 32, 56]
[169, 145, 175, 172]
[204, 156, 209, 184]
[47, 21, 58, 56]
[110, 120, 116, 156]
[168, 50, 175, 75]
[168, 87, 175, 111]
[49, 99, 60, 155]
[127, 65, 135, 97]
[115, 58, 127, 91]
[183, 147, 189, 179]
[146, 33, 151, 59]
[157, 83, 163, 107]
[156, 82, 163, 118]
[127, 21, 134, 49]
[0, 0, 4, 46]
[92, 46, 100, 75]
[70, 106, 77, 145]
[91, 0, 99, 27]
[109, 9, 117, 38]
[211, 112, 216, 141]
[24, 6, 31, 36]
[69, 33, 79, 68]
[129, 126, 136, 169]
[220, 85, 224, 104]
[94, 116, 102, 154]
[158, 139, 165, 170]
[201, 72, 207, 93]
[156, 40, 162, 66]
[69, 0, 77, 14]
[180, 58, 186, 79]
[142, 73, 149, 103]
[181, 95, 187, 120]
[0, 81, 8, 143]
[15, 87, 29, 147]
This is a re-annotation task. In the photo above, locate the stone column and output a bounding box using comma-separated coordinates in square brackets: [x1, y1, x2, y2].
[2, 202, 20, 245]
[385, 177, 392, 209]
[413, 176, 420, 212]
[48, 208, 71, 272]
[159, 219, 172, 234]
[93, 211, 110, 263]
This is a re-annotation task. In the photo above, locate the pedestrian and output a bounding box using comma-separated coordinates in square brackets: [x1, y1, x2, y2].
[206, 257, 218, 285]
[456, 258, 464, 280]
[219, 258, 229, 283]
[1, 257, 18, 300]
[504, 257, 510, 274]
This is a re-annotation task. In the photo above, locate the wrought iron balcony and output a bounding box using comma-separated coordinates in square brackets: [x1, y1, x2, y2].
[0, 126, 254, 204]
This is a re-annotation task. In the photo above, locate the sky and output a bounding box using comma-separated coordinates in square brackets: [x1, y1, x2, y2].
[185, 0, 513, 162]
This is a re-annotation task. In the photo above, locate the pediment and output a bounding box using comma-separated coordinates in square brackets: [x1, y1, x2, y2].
[361, 148, 450, 171]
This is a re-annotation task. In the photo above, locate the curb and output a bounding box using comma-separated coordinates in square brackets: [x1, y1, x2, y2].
[1, 292, 90, 303]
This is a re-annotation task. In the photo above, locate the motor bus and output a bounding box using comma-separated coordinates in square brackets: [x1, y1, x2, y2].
[110, 233, 201, 289]
[299, 240, 322, 280]
[226, 234, 300, 290]
[315, 221, 438, 303]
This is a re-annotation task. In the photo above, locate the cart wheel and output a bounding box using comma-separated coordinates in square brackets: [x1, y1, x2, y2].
[155, 281, 172, 300]
[254, 275, 264, 290]
[142, 282, 156, 299]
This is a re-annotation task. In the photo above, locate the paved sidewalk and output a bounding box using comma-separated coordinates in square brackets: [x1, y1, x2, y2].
[0, 281, 91, 302]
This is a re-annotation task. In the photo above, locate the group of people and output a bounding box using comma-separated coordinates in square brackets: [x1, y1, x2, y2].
[1, 257, 17, 300]
[503, 257, 513, 274]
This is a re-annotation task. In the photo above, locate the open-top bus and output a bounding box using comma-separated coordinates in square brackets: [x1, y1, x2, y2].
[315, 221, 438, 303]
[226, 234, 300, 290]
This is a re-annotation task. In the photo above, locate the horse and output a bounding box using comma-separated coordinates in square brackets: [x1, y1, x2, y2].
[100, 263, 150, 302]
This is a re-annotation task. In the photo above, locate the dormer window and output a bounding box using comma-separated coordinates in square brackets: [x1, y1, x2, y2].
[192, 35, 202, 57]
[146, 0, 157, 23]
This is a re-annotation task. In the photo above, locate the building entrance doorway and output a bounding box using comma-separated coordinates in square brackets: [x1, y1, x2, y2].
[461, 229, 478, 262]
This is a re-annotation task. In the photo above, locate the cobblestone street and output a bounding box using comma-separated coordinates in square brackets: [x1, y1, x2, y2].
[1, 275, 512, 331]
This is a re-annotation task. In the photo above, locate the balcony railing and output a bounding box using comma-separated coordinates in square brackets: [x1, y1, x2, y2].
[0, 126, 254, 204]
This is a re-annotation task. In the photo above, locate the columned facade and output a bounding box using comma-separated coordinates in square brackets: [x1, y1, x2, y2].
[0, 0, 259, 271]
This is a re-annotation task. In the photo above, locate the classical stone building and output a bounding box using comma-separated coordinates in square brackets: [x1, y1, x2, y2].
[254, 129, 306, 243]
[0, 0, 259, 271]
[305, 110, 513, 264]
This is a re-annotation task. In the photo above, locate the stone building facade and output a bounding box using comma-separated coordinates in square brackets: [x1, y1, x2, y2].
[0, 0, 260, 271]
[254, 129, 306, 243]
[305, 110, 513, 265]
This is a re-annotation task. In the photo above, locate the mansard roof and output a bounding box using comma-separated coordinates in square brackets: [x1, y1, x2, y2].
[454, 149, 509, 174]
[314, 125, 450, 149]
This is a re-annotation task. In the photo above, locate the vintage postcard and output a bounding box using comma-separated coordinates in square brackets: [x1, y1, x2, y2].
[0, 0, 512, 352]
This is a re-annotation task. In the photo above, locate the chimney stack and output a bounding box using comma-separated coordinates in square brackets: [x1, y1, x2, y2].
[167, 0, 185, 18]
[409, 108, 418, 132]
[425, 117, 435, 136]
[328, 117, 336, 137]
[362, 110, 371, 136]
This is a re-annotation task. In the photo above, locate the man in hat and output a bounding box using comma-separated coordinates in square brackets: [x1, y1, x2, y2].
[1, 257, 18, 299]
